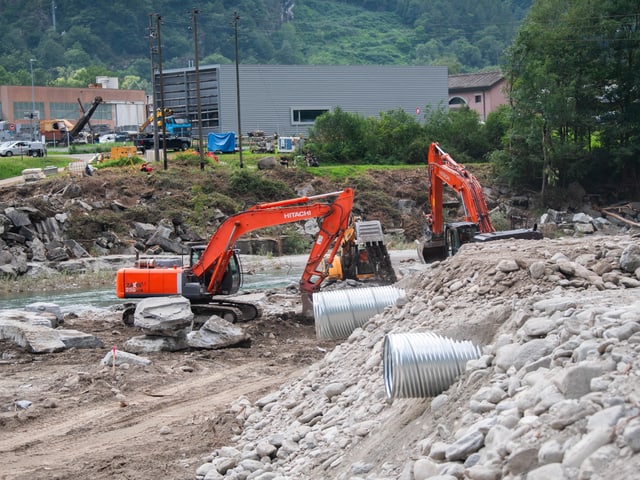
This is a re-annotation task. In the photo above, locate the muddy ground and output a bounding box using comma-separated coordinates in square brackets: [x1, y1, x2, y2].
[0, 298, 338, 479]
[0, 251, 420, 480]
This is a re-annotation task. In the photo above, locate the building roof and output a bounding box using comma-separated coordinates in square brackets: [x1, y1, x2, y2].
[448, 71, 504, 90]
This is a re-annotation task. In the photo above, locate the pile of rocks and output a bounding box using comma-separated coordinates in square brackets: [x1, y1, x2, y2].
[123, 296, 250, 353]
[0, 302, 103, 353]
[0, 199, 326, 278]
[194, 234, 640, 480]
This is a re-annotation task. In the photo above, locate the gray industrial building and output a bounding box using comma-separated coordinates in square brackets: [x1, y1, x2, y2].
[156, 64, 448, 138]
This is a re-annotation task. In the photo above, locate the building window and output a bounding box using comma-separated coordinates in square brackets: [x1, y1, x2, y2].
[14, 101, 43, 119]
[448, 97, 467, 106]
[50, 102, 79, 119]
[91, 104, 112, 121]
[475, 95, 482, 103]
[291, 108, 329, 125]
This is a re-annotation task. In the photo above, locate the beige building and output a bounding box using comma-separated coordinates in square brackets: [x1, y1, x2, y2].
[0, 78, 146, 140]
[448, 71, 507, 122]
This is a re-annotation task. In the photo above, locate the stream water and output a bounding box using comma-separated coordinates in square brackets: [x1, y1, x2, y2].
[0, 263, 304, 311]
[0, 250, 416, 311]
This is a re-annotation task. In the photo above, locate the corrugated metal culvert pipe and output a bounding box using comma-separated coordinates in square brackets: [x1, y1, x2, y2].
[313, 286, 406, 340]
[383, 332, 481, 400]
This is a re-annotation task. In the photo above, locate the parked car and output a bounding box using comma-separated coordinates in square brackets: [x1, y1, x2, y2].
[99, 132, 131, 143]
[0, 140, 46, 157]
[134, 133, 191, 153]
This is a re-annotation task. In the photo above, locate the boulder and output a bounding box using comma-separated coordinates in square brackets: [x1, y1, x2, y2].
[187, 316, 250, 349]
[133, 296, 194, 337]
[257, 156, 278, 170]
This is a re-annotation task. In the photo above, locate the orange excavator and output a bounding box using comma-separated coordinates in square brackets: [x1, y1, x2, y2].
[418, 142, 541, 263]
[116, 189, 354, 322]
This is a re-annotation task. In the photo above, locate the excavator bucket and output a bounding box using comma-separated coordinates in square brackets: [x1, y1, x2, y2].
[353, 220, 397, 283]
[417, 238, 447, 263]
[326, 220, 397, 284]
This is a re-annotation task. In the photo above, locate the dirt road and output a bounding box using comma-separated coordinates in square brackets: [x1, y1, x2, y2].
[0, 304, 337, 479]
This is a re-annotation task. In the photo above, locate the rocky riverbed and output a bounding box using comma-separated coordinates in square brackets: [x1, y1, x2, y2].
[1, 233, 639, 479]
[2, 162, 640, 479]
[191, 233, 640, 480]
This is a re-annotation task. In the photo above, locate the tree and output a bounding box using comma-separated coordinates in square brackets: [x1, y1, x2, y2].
[307, 107, 371, 164]
[423, 105, 489, 163]
[503, 0, 640, 198]
[0, 65, 13, 85]
[370, 109, 425, 164]
[484, 105, 510, 150]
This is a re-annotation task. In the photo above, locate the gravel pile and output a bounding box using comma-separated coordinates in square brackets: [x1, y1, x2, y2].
[194, 234, 640, 480]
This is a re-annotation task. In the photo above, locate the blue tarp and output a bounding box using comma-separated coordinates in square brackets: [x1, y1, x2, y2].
[207, 132, 236, 153]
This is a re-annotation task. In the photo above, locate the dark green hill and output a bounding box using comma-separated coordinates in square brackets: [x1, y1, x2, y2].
[0, 0, 530, 91]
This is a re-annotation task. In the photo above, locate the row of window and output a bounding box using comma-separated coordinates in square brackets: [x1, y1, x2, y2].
[291, 108, 328, 124]
[3, 103, 328, 129]
[8, 102, 112, 121]
[448, 95, 483, 106]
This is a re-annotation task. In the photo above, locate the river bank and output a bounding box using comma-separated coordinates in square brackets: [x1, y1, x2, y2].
[1, 234, 639, 479]
[0, 249, 421, 309]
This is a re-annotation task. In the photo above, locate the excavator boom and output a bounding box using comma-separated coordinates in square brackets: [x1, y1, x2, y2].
[139, 108, 173, 132]
[191, 189, 354, 298]
[427, 142, 494, 235]
[419, 142, 541, 263]
[116, 189, 354, 321]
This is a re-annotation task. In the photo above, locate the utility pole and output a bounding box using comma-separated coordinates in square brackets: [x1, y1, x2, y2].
[192, 8, 205, 171]
[156, 14, 168, 170]
[29, 59, 36, 141]
[148, 14, 159, 163]
[234, 11, 243, 168]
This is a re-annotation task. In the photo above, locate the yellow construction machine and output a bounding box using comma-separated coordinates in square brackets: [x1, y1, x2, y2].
[326, 219, 397, 284]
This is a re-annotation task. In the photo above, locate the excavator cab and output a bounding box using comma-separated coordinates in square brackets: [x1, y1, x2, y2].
[445, 222, 479, 257]
[184, 245, 242, 301]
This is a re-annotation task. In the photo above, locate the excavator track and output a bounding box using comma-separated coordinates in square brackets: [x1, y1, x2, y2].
[121, 299, 262, 326]
[192, 298, 262, 324]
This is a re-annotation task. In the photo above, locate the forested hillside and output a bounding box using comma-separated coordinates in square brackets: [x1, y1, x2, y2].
[0, 0, 530, 91]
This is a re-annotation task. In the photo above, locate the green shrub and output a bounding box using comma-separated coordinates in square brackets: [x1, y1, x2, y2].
[281, 227, 310, 254]
[228, 170, 295, 203]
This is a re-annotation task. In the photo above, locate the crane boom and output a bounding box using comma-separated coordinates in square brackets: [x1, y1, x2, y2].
[68, 96, 103, 140]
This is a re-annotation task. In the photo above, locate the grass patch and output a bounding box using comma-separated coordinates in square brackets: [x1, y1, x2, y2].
[0, 153, 72, 179]
[307, 164, 415, 182]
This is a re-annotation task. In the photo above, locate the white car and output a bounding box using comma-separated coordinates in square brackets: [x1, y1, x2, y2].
[99, 133, 129, 143]
[0, 140, 46, 157]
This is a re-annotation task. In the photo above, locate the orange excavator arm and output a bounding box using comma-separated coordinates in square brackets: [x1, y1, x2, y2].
[190, 189, 354, 296]
[427, 142, 495, 234]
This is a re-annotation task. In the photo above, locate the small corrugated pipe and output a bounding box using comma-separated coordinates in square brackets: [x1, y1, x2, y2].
[383, 332, 481, 400]
[313, 286, 406, 340]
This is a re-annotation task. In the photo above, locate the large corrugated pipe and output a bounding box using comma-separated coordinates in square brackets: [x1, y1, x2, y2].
[313, 286, 406, 340]
[383, 332, 481, 400]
